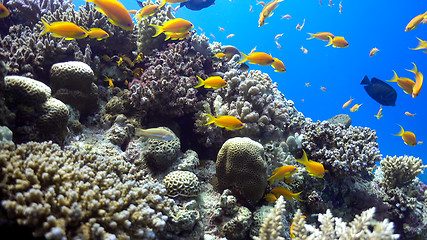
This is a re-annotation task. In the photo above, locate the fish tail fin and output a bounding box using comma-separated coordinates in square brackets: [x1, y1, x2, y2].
[294, 191, 304, 202]
[40, 19, 51, 35]
[325, 36, 334, 47]
[194, 76, 205, 88]
[360, 75, 370, 85]
[205, 113, 216, 126]
[150, 24, 164, 37]
[237, 51, 248, 64]
[307, 33, 315, 40]
[267, 176, 275, 185]
[135, 13, 143, 23]
[406, 62, 418, 74]
[84, 0, 95, 2]
[295, 150, 309, 166]
[387, 70, 399, 82]
[159, 0, 166, 8]
[393, 124, 404, 136]
[410, 38, 424, 50]
[135, 128, 146, 137]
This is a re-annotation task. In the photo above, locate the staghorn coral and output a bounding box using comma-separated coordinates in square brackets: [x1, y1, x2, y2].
[163, 171, 201, 197]
[291, 208, 399, 240]
[254, 196, 290, 240]
[300, 120, 381, 177]
[0, 141, 175, 240]
[216, 137, 267, 204]
[379, 155, 426, 188]
[194, 69, 305, 147]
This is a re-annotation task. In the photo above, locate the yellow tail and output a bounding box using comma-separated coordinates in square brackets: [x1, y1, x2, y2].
[307, 33, 315, 40]
[150, 24, 164, 37]
[393, 124, 404, 137]
[325, 36, 334, 47]
[294, 191, 303, 202]
[194, 76, 205, 88]
[406, 62, 418, 74]
[387, 70, 399, 82]
[237, 51, 248, 64]
[205, 113, 216, 126]
[159, 0, 166, 8]
[295, 150, 309, 166]
[40, 19, 51, 35]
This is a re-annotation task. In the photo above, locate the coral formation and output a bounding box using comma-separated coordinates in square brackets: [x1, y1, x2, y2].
[379, 155, 426, 188]
[254, 196, 290, 240]
[163, 171, 201, 197]
[216, 137, 268, 204]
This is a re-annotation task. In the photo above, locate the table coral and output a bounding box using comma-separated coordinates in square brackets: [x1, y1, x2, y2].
[0, 141, 175, 240]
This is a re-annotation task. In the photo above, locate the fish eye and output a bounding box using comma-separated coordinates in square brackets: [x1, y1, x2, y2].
[127, 23, 131, 26]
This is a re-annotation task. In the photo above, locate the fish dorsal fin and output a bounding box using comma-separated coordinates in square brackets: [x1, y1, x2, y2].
[272, 167, 280, 175]
[94, 5, 107, 15]
[360, 75, 370, 85]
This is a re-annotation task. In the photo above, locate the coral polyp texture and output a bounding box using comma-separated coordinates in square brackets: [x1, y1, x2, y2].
[163, 170, 201, 197]
[301, 120, 381, 177]
[216, 137, 268, 204]
[379, 155, 426, 188]
[0, 141, 175, 240]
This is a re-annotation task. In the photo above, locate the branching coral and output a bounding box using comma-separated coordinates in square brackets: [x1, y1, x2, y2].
[379, 155, 426, 188]
[254, 196, 289, 240]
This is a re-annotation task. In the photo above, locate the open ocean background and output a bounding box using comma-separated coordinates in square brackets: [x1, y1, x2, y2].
[75, 0, 427, 182]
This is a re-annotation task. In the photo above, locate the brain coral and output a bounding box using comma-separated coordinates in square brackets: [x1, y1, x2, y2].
[0, 141, 175, 240]
[216, 137, 268, 204]
[163, 170, 201, 197]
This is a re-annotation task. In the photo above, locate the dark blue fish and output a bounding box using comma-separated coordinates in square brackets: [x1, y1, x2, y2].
[360, 76, 397, 106]
[180, 0, 215, 10]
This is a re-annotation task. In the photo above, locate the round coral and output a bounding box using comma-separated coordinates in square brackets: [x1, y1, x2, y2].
[4, 75, 51, 105]
[163, 170, 201, 197]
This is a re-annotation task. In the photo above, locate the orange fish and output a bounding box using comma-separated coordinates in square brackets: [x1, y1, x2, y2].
[275, 41, 281, 49]
[267, 165, 298, 185]
[307, 32, 334, 41]
[40, 19, 88, 40]
[205, 114, 244, 130]
[387, 70, 415, 95]
[87, 28, 109, 40]
[271, 58, 286, 72]
[270, 187, 303, 201]
[194, 76, 227, 89]
[214, 52, 226, 59]
[296, 19, 305, 31]
[281, 14, 291, 19]
[369, 47, 379, 57]
[409, 37, 427, 53]
[150, 18, 193, 37]
[135, 1, 165, 23]
[394, 125, 417, 146]
[133, 52, 144, 64]
[405, 11, 427, 32]
[104, 75, 114, 88]
[274, 33, 284, 40]
[210, 33, 216, 39]
[342, 97, 354, 108]
[249, 5, 253, 12]
[338, 0, 342, 14]
[326, 36, 349, 48]
[219, 26, 225, 32]
[405, 111, 416, 117]
[305, 82, 311, 87]
[0, 3, 10, 18]
[374, 105, 383, 119]
[258, 0, 283, 27]
[85, 0, 134, 31]
[301, 46, 308, 54]
[350, 103, 362, 112]
[406, 62, 423, 98]
[239, 52, 275, 65]
[128, 10, 138, 15]
[264, 193, 278, 203]
[320, 86, 327, 92]
[290, 215, 306, 238]
[295, 150, 326, 178]
[164, 31, 191, 40]
[226, 33, 235, 39]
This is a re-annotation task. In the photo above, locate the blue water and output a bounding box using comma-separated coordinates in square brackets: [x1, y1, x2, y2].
[75, 0, 427, 182]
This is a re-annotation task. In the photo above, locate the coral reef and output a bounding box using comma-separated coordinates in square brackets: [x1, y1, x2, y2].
[379, 155, 426, 188]
[0, 141, 175, 239]
[216, 137, 268, 204]
[301, 120, 381, 177]
[163, 171, 201, 197]
[254, 196, 290, 240]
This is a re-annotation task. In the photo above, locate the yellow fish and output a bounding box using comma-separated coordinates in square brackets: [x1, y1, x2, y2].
[135, 127, 174, 140]
[40, 19, 88, 40]
[295, 150, 326, 178]
[267, 165, 298, 185]
[342, 97, 354, 108]
[85, 0, 134, 31]
[194, 76, 227, 89]
[405, 11, 427, 32]
[326, 36, 349, 48]
[135, 1, 166, 23]
[205, 114, 244, 130]
[150, 18, 194, 37]
[270, 187, 303, 201]
[410, 37, 427, 53]
[406, 62, 423, 98]
[394, 125, 417, 146]
[104, 75, 114, 88]
[374, 105, 383, 119]
[405, 111, 416, 117]
[307, 32, 334, 41]
[0, 3, 10, 18]
[164, 31, 191, 41]
[134, 52, 144, 64]
[239, 52, 275, 65]
[350, 103, 362, 112]
[258, 0, 283, 27]
[214, 52, 226, 59]
[264, 193, 278, 203]
[87, 28, 109, 40]
[271, 58, 286, 72]
[387, 70, 415, 95]
[369, 47, 379, 57]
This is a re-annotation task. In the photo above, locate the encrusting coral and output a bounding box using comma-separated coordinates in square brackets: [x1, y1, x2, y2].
[0, 141, 175, 240]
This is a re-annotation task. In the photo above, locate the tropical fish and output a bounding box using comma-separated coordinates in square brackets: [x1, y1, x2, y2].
[239, 52, 275, 65]
[128, 10, 138, 15]
[264, 193, 278, 203]
[87, 28, 109, 40]
[222, 45, 241, 61]
[210, 33, 216, 39]
[275, 41, 281, 49]
[267, 165, 298, 185]
[102, 55, 111, 62]
[405, 111, 416, 117]
[135, 2, 165, 23]
[296, 19, 305, 31]
[249, 5, 253, 12]
[342, 97, 354, 108]
[219, 26, 225, 32]
[164, 0, 189, 4]
[409, 37, 427, 53]
[295, 149, 326, 178]
[40, 19, 88, 40]
[406, 62, 423, 98]
[150, 18, 194, 37]
[405, 11, 427, 32]
[134, 52, 144, 64]
[104, 75, 114, 88]
[274, 33, 284, 40]
[338, 0, 342, 14]
[361, 76, 397, 106]
[394, 125, 417, 146]
[117, 57, 124, 66]
[258, 0, 283, 27]
[374, 105, 383, 119]
[290, 215, 306, 238]
[180, 0, 215, 10]
[194, 76, 227, 89]
[350, 103, 362, 112]
[270, 187, 303, 201]
[214, 52, 226, 59]
[205, 113, 244, 130]
[281, 14, 291, 19]
[307, 32, 334, 41]
[387, 70, 415, 95]
[300, 46, 308, 54]
[85, 0, 134, 31]
[305, 82, 311, 87]
[320, 86, 327, 92]
[326, 36, 349, 48]
[135, 127, 175, 140]
[271, 58, 286, 72]
[369, 47, 379, 57]
[0, 3, 10, 18]
[164, 31, 191, 40]
[226, 33, 235, 39]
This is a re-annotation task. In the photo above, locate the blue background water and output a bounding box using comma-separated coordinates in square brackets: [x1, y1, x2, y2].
[74, 0, 427, 182]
